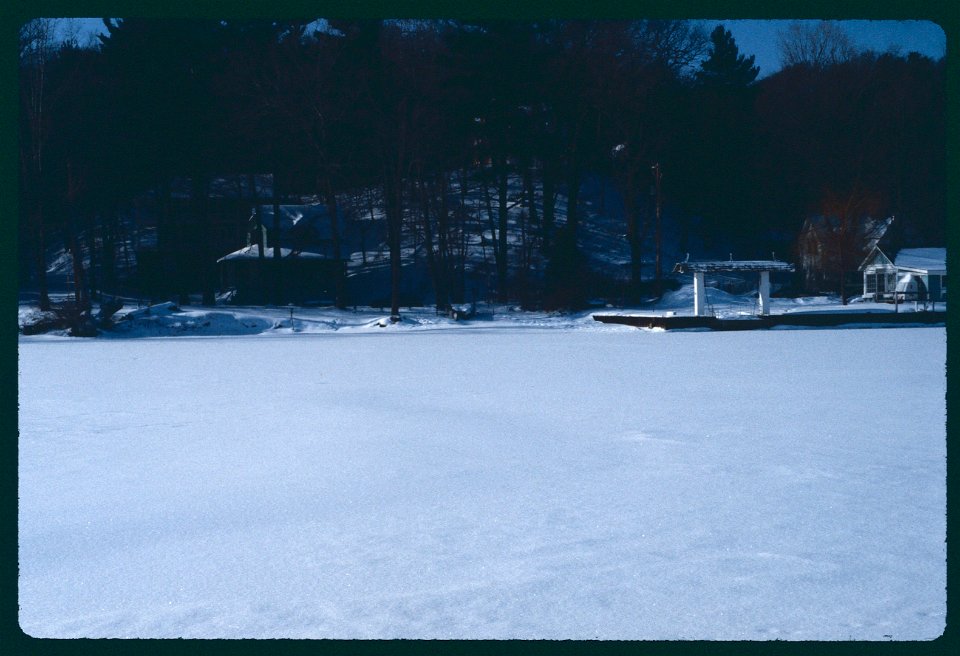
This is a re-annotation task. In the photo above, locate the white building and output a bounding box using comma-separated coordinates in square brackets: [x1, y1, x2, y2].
[859, 247, 946, 302]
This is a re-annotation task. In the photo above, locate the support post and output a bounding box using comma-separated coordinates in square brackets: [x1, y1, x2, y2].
[758, 270, 771, 316]
[693, 271, 707, 316]
[894, 272, 900, 313]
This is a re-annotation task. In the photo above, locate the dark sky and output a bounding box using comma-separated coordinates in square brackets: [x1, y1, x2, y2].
[57, 17, 947, 79]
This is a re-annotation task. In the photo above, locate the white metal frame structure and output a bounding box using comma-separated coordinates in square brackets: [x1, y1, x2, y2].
[672, 260, 795, 317]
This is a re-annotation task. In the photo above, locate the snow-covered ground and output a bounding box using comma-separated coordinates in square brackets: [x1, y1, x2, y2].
[16, 284, 945, 341]
[18, 323, 945, 639]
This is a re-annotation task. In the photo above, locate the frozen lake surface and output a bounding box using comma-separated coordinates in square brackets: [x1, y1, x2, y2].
[18, 327, 946, 639]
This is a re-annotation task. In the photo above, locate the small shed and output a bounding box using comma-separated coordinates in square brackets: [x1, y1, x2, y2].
[672, 259, 795, 316]
[217, 245, 345, 304]
[218, 201, 348, 304]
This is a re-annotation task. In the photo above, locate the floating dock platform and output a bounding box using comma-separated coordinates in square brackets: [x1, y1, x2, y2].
[592, 310, 947, 331]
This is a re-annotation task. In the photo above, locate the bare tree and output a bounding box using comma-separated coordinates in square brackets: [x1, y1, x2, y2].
[602, 20, 706, 300]
[630, 19, 709, 73]
[799, 184, 886, 304]
[777, 21, 857, 69]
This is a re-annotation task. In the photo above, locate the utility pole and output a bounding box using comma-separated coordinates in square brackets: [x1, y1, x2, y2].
[652, 162, 663, 286]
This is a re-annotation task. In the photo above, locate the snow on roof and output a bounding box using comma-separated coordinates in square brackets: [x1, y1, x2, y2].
[217, 245, 327, 262]
[673, 260, 795, 273]
[894, 248, 946, 272]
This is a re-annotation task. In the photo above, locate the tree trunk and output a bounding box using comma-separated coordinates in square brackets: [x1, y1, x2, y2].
[481, 174, 500, 289]
[248, 173, 264, 256]
[456, 167, 471, 302]
[384, 169, 403, 321]
[839, 253, 848, 305]
[66, 210, 89, 314]
[65, 162, 90, 313]
[566, 164, 581, 237]
[247, 173, 265, 304]
[522, 158, 538, 226]
[839, 215, 848, 305]
[522, 157, 538, 277]
[157, 176, 174, 304]
[624, 169, 644, 300]
[653, 165, 662, 285]
[436, 171, 452, 309]
[171, 179, 190, 307]
[175, 194, 191, 306]
[321, 176, 345, 307]
[360, 221, 367, 265]
[415, 171, 444, 311]
[195, 174, 216, 305]
[85, 210, 100, 302]
[496, 155, 510, 301]
[272, 171, 283, 305]
[34, 196, 50, 310]
[542, 158, 556, 251]
[101, 201, 118, 297]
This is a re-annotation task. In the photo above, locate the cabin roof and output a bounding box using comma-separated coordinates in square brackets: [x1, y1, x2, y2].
[859, 246, 895, 271]
[217, 245, 328, 262]
[254, 204, 342, 241]
[894, 248, 946, 273]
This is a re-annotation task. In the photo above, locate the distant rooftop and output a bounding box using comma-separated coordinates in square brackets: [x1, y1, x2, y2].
[673, 260, 795, 274]
[254, 204, 343, 242]
[217, 245, 328, 262]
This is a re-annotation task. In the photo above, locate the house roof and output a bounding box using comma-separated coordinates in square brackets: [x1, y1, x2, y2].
[217, 245, 328, 262]
[673, 260, 795, 273]
[801, 214, 893, 239]
[894, 248, 946, 273]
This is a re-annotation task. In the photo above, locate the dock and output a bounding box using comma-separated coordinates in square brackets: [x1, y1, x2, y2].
[592, 310, 947, 331]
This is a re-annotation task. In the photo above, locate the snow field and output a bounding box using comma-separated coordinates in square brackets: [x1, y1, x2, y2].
[18, 328, 946, 639]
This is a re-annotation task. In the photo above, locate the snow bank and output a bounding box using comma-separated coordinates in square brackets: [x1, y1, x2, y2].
[17, 283, 944, 341]
[19, 301, 630, 339]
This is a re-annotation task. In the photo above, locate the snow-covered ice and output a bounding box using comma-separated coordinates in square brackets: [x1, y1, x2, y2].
[18, 326, 946, 639]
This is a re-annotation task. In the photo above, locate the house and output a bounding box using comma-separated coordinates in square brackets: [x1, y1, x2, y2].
[859, 247, 946, 302]
[217, 203, 347, 304]
[796, 214, 893, 294]
[217, 245, 345, 304]
[133, 174, 275, 298]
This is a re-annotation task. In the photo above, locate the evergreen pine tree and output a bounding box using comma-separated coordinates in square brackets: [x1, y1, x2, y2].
[696, 25, 759, 88]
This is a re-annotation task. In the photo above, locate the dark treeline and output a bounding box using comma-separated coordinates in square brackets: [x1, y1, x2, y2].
[18, 19, 946, 316]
